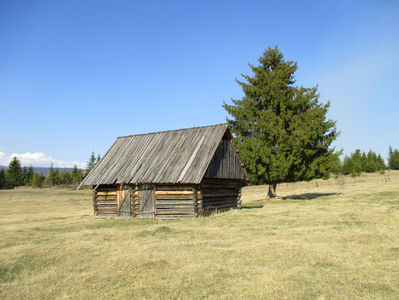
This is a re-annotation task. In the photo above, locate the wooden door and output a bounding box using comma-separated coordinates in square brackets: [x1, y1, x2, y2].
[139, 184, 155, 218]
[119, 186, 131, 216]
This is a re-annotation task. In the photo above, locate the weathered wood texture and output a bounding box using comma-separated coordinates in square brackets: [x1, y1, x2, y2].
[138, 184, 155, 219]
[154, 185, 196, 219]
[204, 137, 246, 180]
[84, 124, 249, 219]
[94, 185, 118, 216]
[80, 124, 230, 186]
[119, 185, 131, 216]
[200, 178, 244, 216]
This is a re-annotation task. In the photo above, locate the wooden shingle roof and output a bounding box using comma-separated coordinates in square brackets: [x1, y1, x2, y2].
[79, 124, 236, 187]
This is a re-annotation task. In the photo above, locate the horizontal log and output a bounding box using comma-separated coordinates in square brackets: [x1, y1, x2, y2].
[96, 206, 118, 210]
[156, 200, 194, 205]
[96, 191, 117, 196]
[95, 196, 117, 201]
[95, 202, 117, 206]
[156, 209, 194, 214]
[95, 198, 117, 202]
[155, 191, 194, 195]
[156, 204, 194, 208]
[95, 203, 118, 207]
[155, 215, 195, 219]
[96, 203, 117, 206]
[156, 194, 194, 200]
[156, 186, 195, 191]
[97, 213, 118, 216]
[97, 211, 118, 215]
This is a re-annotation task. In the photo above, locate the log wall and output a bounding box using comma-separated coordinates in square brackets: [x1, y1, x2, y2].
[93, 185, 118, 216]
[93, 181, 243, 218]
[154, 185, 196, 219]
[200, 178, 243, 215]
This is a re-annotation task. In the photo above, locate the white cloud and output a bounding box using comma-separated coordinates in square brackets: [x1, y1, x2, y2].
[0, 131, 6, 136]
[0, 151, 85, 169]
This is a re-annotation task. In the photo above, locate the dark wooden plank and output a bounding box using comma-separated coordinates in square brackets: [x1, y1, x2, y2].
[155, 215, 195, 219]
[156, 208, 195, 214]
[156, 204, 194, 209]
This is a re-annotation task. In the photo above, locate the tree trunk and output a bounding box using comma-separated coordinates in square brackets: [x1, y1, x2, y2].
[267, 183, 280, 199]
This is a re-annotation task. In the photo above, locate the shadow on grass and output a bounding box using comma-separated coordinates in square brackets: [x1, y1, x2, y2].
[241, 204, 264, 209]
[241, 192, 340, 209]
[283, 192, 340, 200]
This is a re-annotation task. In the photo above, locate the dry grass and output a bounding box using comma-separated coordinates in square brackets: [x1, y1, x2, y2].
[1, 171, 399, 299]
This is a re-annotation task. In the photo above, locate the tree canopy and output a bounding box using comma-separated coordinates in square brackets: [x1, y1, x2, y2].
[6, 157, 24, 186]
[388, 146, 399, 170]
[224, 46, 338, 196]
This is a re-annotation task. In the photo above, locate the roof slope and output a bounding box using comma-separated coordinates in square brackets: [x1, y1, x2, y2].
[79, 124, 231, 186]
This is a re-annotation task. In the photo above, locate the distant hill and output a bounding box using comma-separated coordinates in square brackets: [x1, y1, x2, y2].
[0, 166, 76, 175]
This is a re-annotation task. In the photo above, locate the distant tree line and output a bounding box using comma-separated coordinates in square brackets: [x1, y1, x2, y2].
[330, 146, 399, 177]
[0, 152, 100, 189]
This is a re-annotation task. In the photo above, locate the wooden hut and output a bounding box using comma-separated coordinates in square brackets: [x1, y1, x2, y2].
[78, 124, 248, 219]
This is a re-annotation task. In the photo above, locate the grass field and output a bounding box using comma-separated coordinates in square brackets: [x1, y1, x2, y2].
[1, 171, 399, 299]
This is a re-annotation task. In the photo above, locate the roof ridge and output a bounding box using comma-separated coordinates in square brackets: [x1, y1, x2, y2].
[116, 123, 228, 138]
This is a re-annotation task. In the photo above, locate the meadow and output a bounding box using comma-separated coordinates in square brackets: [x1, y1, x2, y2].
[0, 171, 399, 299]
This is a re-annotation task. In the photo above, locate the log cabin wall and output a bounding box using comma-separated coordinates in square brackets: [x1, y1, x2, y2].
[154, 185, 196, 219]
[199, 134, 246, 215]
[200, 178, 243, 215]
[93, 184, 198, 218]
[93, 185, 118, 216]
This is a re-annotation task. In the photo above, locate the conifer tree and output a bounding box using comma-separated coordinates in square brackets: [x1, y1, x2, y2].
[388, 146, 399, 170]
[26, 165, 34, 185]
[376, 154, 386, 172]
[6, 157, 24, 187]
[31, 173, 45, 187]
[46, 164, 58, 186]
[86, 152, 96, 176]
[0, 169, 6, 188]
[22, 166, 29, 185]
[224, 46, 338, 197]
[71, 165, 82, 184]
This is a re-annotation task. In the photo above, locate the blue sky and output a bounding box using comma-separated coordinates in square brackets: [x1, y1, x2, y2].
[0, 0, 398, 168]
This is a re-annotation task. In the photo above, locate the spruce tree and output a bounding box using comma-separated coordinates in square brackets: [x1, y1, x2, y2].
[224, 46, 338, 197]
[6, 157, 24, 187]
